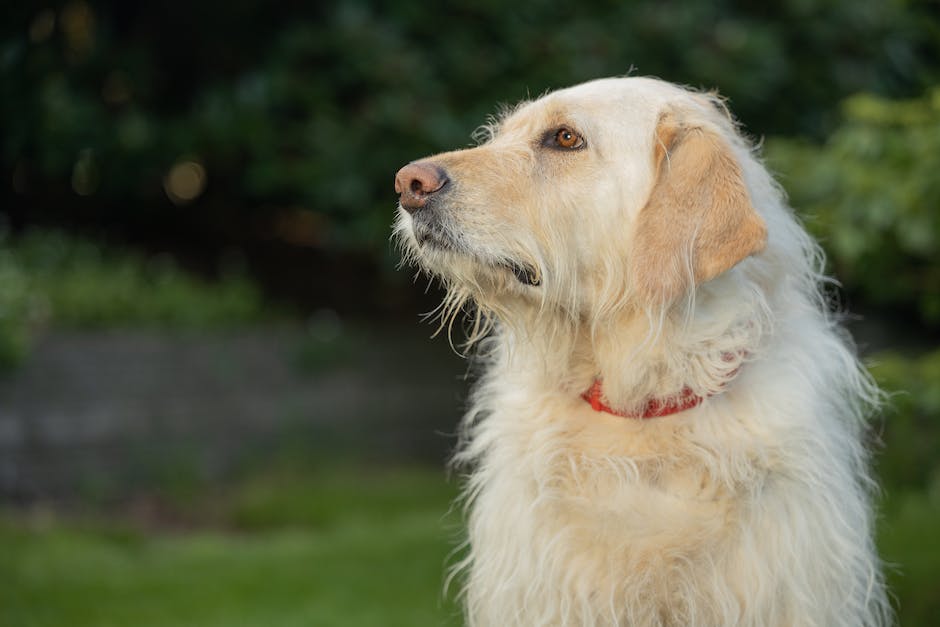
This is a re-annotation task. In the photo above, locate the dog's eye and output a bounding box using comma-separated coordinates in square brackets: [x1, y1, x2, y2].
[553, 128, 584, 149]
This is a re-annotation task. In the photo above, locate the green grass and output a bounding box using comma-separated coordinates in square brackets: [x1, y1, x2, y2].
[1, 467, 938, 626]
[0, 468, 462, 627]
[878, 490, 940, 625]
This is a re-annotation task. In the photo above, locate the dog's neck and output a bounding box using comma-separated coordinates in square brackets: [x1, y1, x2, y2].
[485, 288, 763, 416]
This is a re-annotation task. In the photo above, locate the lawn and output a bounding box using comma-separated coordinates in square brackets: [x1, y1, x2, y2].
[1, 466, 938, 626]
[0, 468, 462, 627]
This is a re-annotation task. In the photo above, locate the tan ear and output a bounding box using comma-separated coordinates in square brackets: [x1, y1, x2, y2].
[630, 112, 767, 304]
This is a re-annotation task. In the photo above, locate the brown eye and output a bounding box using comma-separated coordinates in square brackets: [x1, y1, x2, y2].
[553, 127, 583, 149]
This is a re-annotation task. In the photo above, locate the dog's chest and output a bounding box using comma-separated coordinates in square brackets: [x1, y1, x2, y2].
[485, 424, 737, 554]
[464, 409, 748, 625]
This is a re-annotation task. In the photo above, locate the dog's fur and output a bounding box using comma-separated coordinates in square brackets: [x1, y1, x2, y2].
[394, 77, 889, 626]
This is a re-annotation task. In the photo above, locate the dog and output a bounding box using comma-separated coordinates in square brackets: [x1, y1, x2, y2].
[393, 77, 889, 626]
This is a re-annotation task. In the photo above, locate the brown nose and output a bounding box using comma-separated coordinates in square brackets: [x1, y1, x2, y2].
[394, 162, 449, 212]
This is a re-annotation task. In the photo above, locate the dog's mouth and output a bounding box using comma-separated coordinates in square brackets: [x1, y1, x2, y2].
[411, 211, 470, 256]
[408, 213, 540, 287]
[414, 224, 455, 251]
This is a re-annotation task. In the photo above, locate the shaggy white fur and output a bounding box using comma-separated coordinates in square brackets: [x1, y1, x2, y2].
[393, 77, 890, 626]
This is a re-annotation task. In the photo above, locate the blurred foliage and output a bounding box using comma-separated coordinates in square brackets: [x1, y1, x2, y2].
[870, 349, 940, 493]
[869, 350, 940, 625]
[767, 88, 940, 324]
[867, 348, 940, 625]
[3, 0, 939, 261]
[18, 231, 265, 328]
[0, 229, 266, 369]
[0, 247, 37, 369]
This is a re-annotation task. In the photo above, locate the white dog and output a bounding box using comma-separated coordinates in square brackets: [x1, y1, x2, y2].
[393, 77, 889, 627]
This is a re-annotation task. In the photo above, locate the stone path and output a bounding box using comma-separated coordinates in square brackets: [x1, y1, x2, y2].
[0, 326, 466, 501]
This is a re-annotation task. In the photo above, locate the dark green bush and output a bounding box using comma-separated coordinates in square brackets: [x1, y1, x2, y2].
[0, 247, 35, 370]
[766, 89, 940, 324]
[0, 229, 268, 369]
[869, 349, 940, 492]
[12, 230, 267, 329]
[3, 1, 938, 259]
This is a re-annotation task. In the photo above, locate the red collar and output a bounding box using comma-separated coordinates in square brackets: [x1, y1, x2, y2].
[581, 380, 706, 419]
[581, 351, 748, 419]
[582, 357, 743, 419]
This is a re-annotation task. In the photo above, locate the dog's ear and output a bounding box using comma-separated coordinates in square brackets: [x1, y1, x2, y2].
[629, 111, 767, 305]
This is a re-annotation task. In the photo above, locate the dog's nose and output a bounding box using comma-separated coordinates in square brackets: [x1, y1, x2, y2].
[395, 162, 449, 212]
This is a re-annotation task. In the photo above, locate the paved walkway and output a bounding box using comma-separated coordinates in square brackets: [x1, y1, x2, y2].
[0, 326, 466, 500]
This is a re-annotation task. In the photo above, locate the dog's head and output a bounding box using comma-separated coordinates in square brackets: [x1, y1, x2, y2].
[393, 77, 767, 323]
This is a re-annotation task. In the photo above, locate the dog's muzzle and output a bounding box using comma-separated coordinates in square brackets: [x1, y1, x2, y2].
[395, 160, 540, 287]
